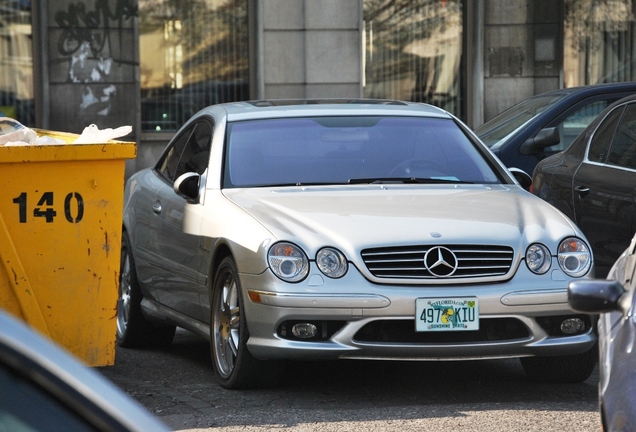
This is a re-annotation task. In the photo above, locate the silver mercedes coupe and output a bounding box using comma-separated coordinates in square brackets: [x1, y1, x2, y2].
[119, 99, 596, 389]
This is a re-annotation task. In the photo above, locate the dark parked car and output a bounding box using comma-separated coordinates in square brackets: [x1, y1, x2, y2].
[0, 309, 169, 432]
[569, 233, 636, 432]
[475, 82, 636, 175]
[533, 93, 636, 278]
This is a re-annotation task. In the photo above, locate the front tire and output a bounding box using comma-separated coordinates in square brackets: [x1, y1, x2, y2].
[117, 232, 176, 348]
[211, 257, 281, 389]
[520, 347, 598, 383]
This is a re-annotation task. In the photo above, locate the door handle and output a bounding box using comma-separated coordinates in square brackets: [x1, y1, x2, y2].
[152, 201, 162, 214]
[574, 185, 590, 198]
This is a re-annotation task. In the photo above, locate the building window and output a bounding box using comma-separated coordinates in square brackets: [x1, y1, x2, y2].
[564, 0, 636, 86]
[363, 0, 463, 118]
[0, 2, 34, 127]
[139, 0, 249, 132]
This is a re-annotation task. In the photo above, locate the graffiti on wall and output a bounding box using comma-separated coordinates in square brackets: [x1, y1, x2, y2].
[53, 0, 137, 119]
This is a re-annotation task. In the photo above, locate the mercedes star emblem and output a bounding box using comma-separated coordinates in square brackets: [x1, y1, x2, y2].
[424, 246, 458, 277]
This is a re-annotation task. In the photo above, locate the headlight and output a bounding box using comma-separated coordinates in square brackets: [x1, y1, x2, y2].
[526, 243, 551, 274]
[316, 247, 348, 278]
[268, 242, 309, 282]
[558, 237, 591, 277]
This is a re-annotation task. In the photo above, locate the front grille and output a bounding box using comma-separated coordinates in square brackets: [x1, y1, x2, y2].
[361, 244, 514, 279]
[354, 318, 529, 344]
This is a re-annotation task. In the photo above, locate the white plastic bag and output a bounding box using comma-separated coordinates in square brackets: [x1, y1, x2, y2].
[0, 117, 37, 145]
[35, 135, 66, 145]
[73, 124, 133, 144]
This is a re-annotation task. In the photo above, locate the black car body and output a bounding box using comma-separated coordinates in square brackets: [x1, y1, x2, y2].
[475, 82, 636, 175]
[569, 234, 636, 432]
[533, 93, 636, 278]
[0, 309, 169, 432]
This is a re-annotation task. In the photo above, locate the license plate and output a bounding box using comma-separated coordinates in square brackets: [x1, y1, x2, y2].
[415, 297, 479, 331]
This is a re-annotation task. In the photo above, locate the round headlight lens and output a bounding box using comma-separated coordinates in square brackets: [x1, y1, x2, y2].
[558, 237, 591, 278]
[316, 247, 348, 278]
[526, 243, 551, 274]
[268, 242, 309, 282]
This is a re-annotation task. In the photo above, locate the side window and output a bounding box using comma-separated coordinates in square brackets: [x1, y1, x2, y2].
[556, 100, 612, 151]
[608, 104, 636, 170]
[0, 366, 96, 431]
[588, 106, 623, 163]
[174, 121, 213, 179]
[156, 120, 213, 181]
[156, 124, 196, 180]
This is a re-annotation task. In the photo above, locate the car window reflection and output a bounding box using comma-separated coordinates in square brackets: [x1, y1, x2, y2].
[0, 367, 97, 432]
[224, 116, 501, 188]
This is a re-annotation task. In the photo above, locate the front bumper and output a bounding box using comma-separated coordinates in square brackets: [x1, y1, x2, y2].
[240, 264, 597, 361]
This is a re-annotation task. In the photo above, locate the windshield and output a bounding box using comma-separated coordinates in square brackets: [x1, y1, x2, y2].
[224, 116, 502, 188]
[474, 94, 567, 148]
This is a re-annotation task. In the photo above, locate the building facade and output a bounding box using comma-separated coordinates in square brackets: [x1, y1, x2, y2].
[2, 0, 634, 174]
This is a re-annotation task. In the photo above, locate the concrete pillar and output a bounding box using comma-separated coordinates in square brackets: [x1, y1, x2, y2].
[259, 0, 363, 99]
[483, 0, 562, 121]
[466, 0, 485, 129]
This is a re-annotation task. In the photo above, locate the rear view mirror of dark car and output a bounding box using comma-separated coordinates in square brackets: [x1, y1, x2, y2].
[520, 127, 560, 155]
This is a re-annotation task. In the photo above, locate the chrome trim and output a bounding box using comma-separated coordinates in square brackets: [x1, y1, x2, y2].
[247, 290, 391, 308]
[500, 289, 568, 306]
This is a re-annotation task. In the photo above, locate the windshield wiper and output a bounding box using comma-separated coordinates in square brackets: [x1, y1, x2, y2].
[248, 178, 474, 187]
[258, 181, 349, 187]
[348, 177, 473, 184]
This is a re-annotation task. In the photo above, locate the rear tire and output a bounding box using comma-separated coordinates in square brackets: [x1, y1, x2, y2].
[117, 232, 176, 349]
[520, 347, 598, 383]
[210, 257, 281, 389]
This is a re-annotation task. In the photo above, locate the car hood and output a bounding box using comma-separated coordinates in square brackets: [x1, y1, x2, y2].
[223, 184, 579, 255]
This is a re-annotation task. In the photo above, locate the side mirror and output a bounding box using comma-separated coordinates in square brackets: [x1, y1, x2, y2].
[519, 127, 560, 155]
[508, 167, 532, 191]
[568, 279, 625, 313]
[174, 172, 200, 202]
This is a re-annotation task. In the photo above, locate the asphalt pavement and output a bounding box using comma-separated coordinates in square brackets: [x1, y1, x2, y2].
[98, 328, 602, 431]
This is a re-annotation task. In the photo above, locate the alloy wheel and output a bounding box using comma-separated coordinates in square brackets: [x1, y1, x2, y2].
[117, 247, 132, 339]
[213, 271, 241, 378]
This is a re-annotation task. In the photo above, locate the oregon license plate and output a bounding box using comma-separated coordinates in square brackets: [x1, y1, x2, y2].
[415, 298, 479, 331]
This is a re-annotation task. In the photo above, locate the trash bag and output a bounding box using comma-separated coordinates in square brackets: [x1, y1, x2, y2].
[73, 124, 133, 144]
[0, 117, 37, 145]
[0, 118, 133, 146]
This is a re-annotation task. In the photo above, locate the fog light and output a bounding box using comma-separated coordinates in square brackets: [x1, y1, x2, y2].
[291, 323, 318, 339]
[560, 317, 585, 334]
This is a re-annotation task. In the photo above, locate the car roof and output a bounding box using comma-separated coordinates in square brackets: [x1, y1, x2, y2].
[525, 81, 636, 98]
[196, 98, 453, 122]
[610, 92, 636, 105]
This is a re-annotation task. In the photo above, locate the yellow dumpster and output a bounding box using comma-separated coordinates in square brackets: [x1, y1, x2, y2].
[0, 129, 136, 366]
